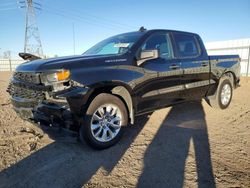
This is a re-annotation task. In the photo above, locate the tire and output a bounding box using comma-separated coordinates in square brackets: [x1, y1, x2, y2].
[79, 93, 128, 149]
[207, 77, 233, 109]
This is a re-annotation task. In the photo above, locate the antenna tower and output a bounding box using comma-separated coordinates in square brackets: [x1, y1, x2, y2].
[20, 0, 43, 57]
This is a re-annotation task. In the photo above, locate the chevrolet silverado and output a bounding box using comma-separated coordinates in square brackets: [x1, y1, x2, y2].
[7, 29, 241, 149]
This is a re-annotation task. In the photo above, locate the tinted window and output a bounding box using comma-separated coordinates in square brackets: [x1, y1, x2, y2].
[141, 33, 173, 59]
[173, 33, 199, 58]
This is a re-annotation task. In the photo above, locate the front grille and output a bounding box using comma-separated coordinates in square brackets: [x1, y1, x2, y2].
[8, 83, 45, 101]
[13, 72, 41, 84]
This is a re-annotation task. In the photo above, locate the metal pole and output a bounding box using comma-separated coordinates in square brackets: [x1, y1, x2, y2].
[24, 0, 29, 53]
[72, 23, 75, 55]
[9, 58, 12, 72]
[247, 46, 250, 77]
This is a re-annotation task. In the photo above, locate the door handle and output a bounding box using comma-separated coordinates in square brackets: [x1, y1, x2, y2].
[169, 64, 180, 69]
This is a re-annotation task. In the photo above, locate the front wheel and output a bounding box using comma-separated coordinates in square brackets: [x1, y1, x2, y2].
[207, 77, 233, 109]
[79, 93, 128, 149]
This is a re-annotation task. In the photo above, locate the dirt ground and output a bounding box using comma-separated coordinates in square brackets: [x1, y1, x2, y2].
[0, 71, 249, 188]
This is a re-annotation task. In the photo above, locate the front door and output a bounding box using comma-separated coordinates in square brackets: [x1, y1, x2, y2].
[134, 32, 183, 114]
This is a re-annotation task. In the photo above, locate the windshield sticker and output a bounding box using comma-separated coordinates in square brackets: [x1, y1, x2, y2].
[114, 43, 130, 48]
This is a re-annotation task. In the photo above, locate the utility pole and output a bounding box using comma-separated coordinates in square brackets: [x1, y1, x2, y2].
[72, 23, 75, 55]
[247, 45, 250, 77]
[4, 51, 12, 71]
[20, 0, 43, 57]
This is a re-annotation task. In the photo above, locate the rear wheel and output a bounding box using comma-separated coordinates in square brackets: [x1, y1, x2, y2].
[79, 93, 128, 149]
[220, 82, 232, 107]
[207, 76, 233, 109]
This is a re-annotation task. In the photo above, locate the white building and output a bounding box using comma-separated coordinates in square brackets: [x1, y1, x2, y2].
[205, 38, 250, 77]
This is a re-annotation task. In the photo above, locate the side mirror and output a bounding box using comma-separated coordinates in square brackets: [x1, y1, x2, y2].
[137, 49, 159, 66]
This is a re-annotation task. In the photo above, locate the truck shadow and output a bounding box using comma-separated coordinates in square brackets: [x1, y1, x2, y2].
[137, 101, 216, 188]
[0, 114, 150, 188]
[0, 101, 215, 188]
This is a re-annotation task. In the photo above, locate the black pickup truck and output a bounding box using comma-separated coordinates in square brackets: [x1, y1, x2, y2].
[7, 29, 240, 149]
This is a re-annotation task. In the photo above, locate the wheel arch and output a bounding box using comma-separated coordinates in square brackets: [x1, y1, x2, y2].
[84, 82, 135, 124]
[221, 71, 236, 88]
[111, 85, 134, 124]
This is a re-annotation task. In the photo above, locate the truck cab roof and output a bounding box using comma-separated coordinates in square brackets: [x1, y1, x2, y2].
[137, 28, 198, 36]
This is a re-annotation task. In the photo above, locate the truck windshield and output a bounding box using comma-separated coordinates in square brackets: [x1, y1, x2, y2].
[83, 32, 143, 56]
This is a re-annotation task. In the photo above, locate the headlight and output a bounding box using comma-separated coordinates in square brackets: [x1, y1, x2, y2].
[46, 70, 70, 82]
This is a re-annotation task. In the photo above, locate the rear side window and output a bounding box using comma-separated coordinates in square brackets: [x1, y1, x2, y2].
[173, 33, 200, 58]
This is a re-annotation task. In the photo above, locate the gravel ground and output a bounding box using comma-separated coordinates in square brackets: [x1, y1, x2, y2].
[0, 71, 249, 188]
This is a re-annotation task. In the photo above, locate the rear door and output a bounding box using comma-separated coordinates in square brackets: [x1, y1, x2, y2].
[171, 32, 210, 99]
[134, 31, 183, 114]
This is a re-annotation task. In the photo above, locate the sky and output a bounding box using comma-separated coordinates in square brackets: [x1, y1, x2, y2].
[0, 0, 250, 58]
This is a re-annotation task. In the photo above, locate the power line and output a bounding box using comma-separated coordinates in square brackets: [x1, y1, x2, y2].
[0, 7, 17, 11]
[3, 0, 17, 1]
[42, 5, 135, 31]
[1, 1, 137, 56]
[47, 5, 134, 29]
[0, 2, 17, 7]
[43, 9, 126, 32]
[0, 1, 18, 11]
[0, 1, 136, 31]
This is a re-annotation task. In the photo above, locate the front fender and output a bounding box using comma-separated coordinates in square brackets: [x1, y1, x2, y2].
[69, 65, 144, 89]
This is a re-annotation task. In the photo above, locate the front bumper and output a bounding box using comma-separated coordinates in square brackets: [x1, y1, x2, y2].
[11, 95, 78, 131]
[11, 97, 36, 119]
[11, 96, 68, 121]
[8, 77, 90, 129]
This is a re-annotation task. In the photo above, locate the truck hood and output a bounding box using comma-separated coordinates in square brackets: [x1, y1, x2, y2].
[15, 54, 127, 72]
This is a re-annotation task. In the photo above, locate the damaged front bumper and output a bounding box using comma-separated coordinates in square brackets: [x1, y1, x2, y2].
[8, 76, 90, 130]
